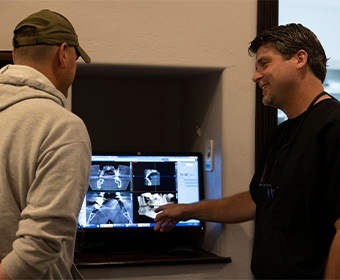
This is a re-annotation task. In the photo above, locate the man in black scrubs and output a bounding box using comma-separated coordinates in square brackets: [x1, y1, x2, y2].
[154, 23, 340, 279]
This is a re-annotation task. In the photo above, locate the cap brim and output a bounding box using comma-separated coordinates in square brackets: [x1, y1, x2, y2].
[76, 45, 91, 64]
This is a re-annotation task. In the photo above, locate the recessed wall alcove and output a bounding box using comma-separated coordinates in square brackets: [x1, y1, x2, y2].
[72, 64, 224, 155]
[72, 64, 227, 268]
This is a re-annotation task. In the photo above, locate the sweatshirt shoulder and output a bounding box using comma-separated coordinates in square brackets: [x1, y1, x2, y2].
[12, 98, 91, 145]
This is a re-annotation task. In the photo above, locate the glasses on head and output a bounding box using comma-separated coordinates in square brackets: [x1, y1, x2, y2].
[258, 183, 279, 200]
[258, 148, 282, 201]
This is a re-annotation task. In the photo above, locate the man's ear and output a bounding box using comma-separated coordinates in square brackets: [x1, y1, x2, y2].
[296, 49, 308, 69]
[58, 43, 68, 68]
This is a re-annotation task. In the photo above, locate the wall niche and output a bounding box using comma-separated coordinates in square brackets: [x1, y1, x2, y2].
[72, 64, 223, 154]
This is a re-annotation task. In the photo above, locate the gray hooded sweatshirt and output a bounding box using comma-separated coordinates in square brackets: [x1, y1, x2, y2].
[0, 65, 91, 279]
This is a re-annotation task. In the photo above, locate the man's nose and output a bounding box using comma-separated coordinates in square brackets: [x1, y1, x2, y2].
[252, 71, 262, 83]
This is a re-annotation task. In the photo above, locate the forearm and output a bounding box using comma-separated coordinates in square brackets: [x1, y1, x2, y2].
[324, 218, 340, 279]
[154, 190, 256, 232]
[184, 191, 256, 224]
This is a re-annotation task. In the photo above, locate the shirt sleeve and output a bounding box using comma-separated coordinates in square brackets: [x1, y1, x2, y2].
[1, 118, 91, 279]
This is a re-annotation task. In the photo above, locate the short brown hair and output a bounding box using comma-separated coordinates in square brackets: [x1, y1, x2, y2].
[248, 23, 328, 82]
[13, 27, 56, 64]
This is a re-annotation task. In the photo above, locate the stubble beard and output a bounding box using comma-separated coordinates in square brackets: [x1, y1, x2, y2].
[262, 94, 275, 107]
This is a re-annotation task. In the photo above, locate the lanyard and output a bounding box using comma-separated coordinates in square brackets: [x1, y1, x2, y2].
[260, 91, 329, 190]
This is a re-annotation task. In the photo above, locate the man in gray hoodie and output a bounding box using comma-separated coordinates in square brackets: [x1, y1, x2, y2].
[0, 10, 91, 279]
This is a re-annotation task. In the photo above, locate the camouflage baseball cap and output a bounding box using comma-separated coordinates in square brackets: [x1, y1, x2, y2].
[13, 9, 91, 63]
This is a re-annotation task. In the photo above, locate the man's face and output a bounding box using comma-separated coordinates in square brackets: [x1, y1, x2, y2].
[252, 45, 299, 110]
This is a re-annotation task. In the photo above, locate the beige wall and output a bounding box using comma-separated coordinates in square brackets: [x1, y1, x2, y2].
[0, 1, 257, 279]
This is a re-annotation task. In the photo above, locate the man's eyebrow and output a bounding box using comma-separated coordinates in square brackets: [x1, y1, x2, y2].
[256, 56, 270, 65]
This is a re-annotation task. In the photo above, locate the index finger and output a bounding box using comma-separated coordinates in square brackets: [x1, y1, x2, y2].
[154, 205, 164, 214]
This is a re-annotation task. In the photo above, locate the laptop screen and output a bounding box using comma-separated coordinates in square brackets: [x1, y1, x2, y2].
[77, 152, 204, 231]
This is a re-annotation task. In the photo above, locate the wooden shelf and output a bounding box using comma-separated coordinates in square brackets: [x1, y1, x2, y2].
[74, 247, 231, 268]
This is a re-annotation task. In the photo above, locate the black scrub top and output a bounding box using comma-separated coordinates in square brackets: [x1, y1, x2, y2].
[250, 98, 340, 279]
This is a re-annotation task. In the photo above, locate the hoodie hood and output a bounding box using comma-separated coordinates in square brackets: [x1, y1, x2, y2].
[0, 64, 66, 112]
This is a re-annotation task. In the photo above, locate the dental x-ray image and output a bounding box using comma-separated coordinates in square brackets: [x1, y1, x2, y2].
[137, 192, 174, 219]
[78, 152, 203, 230]
[89, 163, 131, 191]
[131, 161, 177, 223]
[86, 191, 133, 225]
[144, 169, 160, 186]
[132, 161, 176, 192]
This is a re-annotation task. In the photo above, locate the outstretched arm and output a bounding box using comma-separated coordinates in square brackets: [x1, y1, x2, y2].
[324, 218, 340, 279]
[154, 191, 256, 232]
